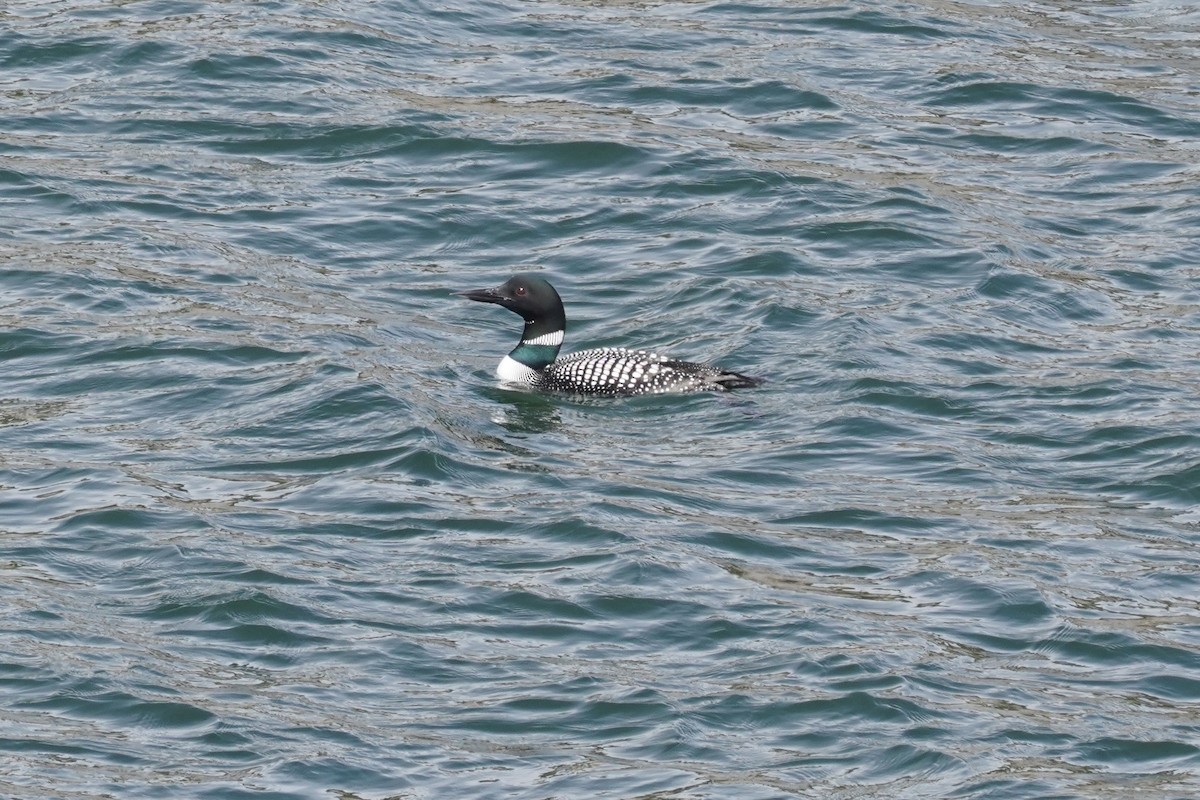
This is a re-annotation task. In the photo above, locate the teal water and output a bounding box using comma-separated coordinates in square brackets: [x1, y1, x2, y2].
[3, 1, 1200, 798]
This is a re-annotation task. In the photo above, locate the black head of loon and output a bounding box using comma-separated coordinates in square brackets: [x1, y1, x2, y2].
[458, 273, 762, 397]
[457, 273, 566, 346]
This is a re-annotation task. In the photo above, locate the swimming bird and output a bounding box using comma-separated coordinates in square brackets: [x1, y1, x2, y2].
[458, 273, 761, 396]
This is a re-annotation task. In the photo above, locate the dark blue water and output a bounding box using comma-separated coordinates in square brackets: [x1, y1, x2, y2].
[3, 1, 1200, 798]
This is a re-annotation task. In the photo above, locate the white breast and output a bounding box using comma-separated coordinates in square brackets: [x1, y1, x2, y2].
[496, 354, 539, 385]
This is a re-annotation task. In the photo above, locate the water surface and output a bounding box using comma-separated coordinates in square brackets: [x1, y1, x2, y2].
[2, 1, 1199, 798]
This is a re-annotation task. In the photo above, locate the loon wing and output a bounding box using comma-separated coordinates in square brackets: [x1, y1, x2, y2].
[543, 348, 760, 395]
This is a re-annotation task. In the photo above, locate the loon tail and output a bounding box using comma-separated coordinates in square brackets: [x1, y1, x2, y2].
[712, 371, 764, 391]
[657, 359, 763, 392]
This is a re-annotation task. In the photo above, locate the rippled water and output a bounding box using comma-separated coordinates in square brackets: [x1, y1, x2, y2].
[3, 1, 1200, 798]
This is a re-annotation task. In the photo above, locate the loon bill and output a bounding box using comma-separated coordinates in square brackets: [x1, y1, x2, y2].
[457, 273, 762, 397]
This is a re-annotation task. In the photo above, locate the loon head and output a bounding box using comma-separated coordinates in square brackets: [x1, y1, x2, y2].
[457, 273, 565, 330]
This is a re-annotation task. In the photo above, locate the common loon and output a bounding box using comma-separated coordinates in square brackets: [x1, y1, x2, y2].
[458, 273, 762, 396]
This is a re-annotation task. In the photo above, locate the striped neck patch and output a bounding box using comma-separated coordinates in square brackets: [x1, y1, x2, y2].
[522, 329, 564, 347]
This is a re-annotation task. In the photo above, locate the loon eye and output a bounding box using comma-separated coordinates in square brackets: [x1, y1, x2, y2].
[514, 286, 527, 296]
